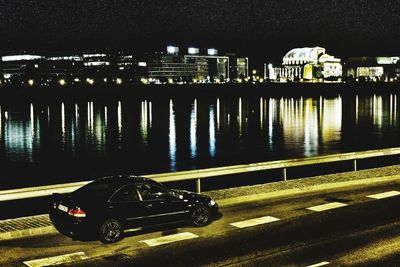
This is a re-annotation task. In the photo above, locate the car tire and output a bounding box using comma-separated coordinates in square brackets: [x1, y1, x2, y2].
[98, 219, 124, 244]
[190, 205, 211, 227]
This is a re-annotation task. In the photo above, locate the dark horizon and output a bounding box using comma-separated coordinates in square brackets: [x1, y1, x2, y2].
[1, 0, 400, 67]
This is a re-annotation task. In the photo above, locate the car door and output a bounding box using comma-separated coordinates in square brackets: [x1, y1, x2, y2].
[108, 184, 147, 228]
[136, 182, 189, 225]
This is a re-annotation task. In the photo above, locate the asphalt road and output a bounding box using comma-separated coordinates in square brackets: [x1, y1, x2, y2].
[2, 180, 400, 266]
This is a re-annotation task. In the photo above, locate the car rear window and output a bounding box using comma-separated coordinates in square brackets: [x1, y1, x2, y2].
[73, 180, 114, 199]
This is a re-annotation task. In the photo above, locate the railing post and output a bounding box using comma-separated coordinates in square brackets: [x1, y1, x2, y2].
[353, 159, 357, 171]
[196, 178, 201, 193]
[282, 168, 287, 181]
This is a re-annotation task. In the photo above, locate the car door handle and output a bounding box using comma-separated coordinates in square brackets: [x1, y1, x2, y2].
[145, 204, 153, 208]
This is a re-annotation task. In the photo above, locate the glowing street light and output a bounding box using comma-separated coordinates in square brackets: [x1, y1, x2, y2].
[86, 78, 94, 85]
[116, 78, 122, 85]
[28, 79, 34, 86]
[58, 79, 66, 86]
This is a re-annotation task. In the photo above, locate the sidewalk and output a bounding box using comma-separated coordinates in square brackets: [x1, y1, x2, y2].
[1, 165, 400, 241]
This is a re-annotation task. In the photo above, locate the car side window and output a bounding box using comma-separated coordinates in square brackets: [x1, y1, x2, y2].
[136, 183, 169, 201]
[110, 185, 140, 203]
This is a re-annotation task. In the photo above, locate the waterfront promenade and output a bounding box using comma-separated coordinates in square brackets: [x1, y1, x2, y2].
[1, 164, 399, 241]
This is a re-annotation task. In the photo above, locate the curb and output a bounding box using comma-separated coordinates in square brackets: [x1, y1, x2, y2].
[0, 226, 56, 241]
[1, 174, 400, 241]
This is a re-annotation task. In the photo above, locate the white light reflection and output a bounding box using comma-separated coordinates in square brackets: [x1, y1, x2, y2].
[190, 99, 197, 159]
[30, 104, 34, 136]
[238, 97, 243, 136]
[149, 102, 153, 126]
[47, 106, 50, 126]
[61, 102, 65, 138]
[75, 104, 79, 120]
[169, 100, 177, 170]
[373, 94, 383, 129]
[0, 106, 2, 141]
[355, 95, 359, 125]
[0, 106, 3, 142]
[304, 99, 318, 157]
[104, 106, 108, 127]
[321, 97, 342, 142]
[94, 107, 104, 148]
[118, 101, 122, 137]
[217, 98, 220, 131]
[209, 105, 216, 157]
[395, 94, 398, 125]
[140, 100, 150, 144]
[260, 97, 263, 129]
[4, 108, 33, 162]
[390, 94, 393, 126]
[268, 98, 275, 147]
[87, 102, 90, 129]
[90, 102, 94, 131]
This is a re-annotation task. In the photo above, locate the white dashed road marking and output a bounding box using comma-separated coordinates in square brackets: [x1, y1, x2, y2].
[23, 252, 89, 267]
[140, 232, 199, 247]
[367, 191, 400, 199]
[230, 216, 280, 228]
[306, 261, 330, 267]
[307, 202, 348, 212]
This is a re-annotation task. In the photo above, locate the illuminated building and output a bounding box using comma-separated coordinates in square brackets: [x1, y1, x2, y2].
[270, 47, 342, 82]
[1, 51, 145, 86]
[0, 47, 247, 85]
[147, 47, 230, 83]
[226, 53, 249, 82]
[1, 53, 45, 86]
[345, 57, 400, 82]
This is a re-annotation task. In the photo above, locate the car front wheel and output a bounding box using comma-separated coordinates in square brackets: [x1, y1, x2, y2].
[190, 206, 211, 227]
[98, 219, 123, 244]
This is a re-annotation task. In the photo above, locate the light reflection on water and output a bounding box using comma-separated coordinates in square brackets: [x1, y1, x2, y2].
[0, 93, 399, 188]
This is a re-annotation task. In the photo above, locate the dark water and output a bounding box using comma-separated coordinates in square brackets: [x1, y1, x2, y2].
[0, 87, 400, 190]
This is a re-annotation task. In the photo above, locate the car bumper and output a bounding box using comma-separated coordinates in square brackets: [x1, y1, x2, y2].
[49, 210, 94, 236]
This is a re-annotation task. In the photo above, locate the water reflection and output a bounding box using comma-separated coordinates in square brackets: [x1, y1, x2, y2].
[140, 100, 150, 145]
[117, 101, 122, 138]
[169, 99, 177, 170]
[209, 105, 216, 157]
[321, 97, 342, 143]
[0, 93, 399, 188]
[0, 106, 2, 142]
[190, 99, 197, 159]
[373, 95, 383, 129]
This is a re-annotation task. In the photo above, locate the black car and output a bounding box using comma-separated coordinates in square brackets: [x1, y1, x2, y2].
[50, 175, 219, 243]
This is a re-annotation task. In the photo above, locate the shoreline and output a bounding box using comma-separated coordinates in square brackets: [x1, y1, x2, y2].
[0, 82, 399, 99]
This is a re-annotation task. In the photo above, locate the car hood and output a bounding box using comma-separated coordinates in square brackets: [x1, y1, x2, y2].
[172, 189, 211, 201]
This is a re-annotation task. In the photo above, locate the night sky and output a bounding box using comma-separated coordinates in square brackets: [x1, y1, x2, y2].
[1, 0, 400, 65]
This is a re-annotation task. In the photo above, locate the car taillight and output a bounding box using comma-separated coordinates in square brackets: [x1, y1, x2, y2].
[68, 207, 86, 218]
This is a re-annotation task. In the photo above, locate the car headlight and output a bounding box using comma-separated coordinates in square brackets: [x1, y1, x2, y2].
[209, 199, 216, 206]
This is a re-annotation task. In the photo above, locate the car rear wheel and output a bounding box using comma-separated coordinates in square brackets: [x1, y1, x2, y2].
[190, 206, 210, 227]
[98, 219, 123, 244]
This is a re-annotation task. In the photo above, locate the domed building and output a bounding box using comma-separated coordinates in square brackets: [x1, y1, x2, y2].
[270, 47, 342, 82]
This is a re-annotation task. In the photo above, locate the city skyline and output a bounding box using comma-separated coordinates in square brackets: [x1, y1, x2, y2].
[1, 0, 400, 65]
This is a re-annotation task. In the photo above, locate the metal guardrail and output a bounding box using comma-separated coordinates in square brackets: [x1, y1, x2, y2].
[1, 147, 400, 202]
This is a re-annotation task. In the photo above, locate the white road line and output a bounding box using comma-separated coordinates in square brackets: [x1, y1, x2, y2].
[367, 190, 400, 199]
[306, 261, 330, 267]
[23, 252, 89, 267]
[307, 202, 348, 212]
[140, 232, 198, 247]
[230, 216, 280, 228]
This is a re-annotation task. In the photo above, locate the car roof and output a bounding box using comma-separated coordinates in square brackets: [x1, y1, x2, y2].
[94, 175, 154, 188]
[73, 175, 155, 198]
